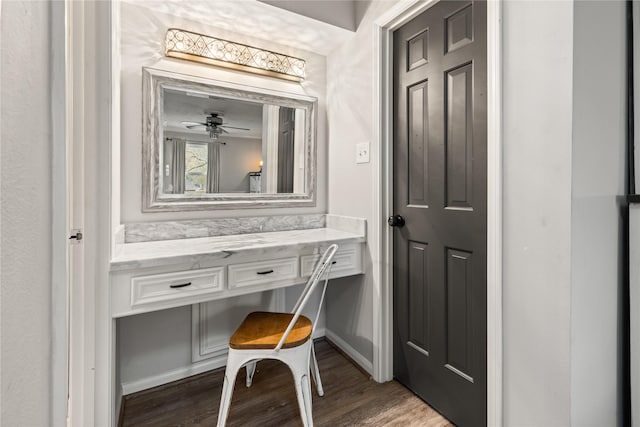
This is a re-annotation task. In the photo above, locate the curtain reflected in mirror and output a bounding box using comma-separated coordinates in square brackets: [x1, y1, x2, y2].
[163, 137, 185, 194]
[163, 137, 223, 194]
[206, 143, 220, 193]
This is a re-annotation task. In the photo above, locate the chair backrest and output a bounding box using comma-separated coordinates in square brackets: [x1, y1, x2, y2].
[275, 244, 338, 351]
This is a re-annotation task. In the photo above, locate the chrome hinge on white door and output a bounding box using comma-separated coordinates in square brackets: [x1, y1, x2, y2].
[68, 229, 83, 244]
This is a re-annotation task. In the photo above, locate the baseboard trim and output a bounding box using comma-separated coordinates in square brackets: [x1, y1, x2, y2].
[314, 327, 326, 339]
[121, 355, 227, 396]
[325, 329, 373, 375]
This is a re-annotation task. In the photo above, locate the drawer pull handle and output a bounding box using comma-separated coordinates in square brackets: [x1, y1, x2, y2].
[256, 269, 274, 275]
[170, 282, 192, 289]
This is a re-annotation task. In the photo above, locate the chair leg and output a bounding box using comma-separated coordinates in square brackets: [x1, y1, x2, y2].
[217, 357, 240, 427]
[301, 372, 313, 426]
[245, 361, 257, 387]
[293, 368, 313, 427]
[310, 345, 324, 397]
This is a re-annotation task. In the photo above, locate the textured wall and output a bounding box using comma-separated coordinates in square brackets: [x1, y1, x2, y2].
[1, 1, 52, 425]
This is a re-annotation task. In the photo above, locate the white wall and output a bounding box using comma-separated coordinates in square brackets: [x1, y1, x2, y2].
[325, 0, 397, 365]
[50, 0, 68, 424]
[118, 307, 193, 388]
[0, 1, 52, 425]
[570, 2, 626, 425]
[503, 2, 627, 425]
[502, 1, 574, 424]
[217, 137, 262, 193]
[119, 3, 327, 223]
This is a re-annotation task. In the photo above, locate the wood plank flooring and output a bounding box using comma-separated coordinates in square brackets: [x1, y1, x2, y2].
[119, 340, 454, 426]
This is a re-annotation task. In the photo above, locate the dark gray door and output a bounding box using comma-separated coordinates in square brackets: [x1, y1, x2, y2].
[392, 1, 487, 426]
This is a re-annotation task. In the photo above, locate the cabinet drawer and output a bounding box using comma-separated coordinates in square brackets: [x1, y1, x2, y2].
[301, 247, 361, 279]
[228, 257, 298, 289]
[131, 267, 225, 307]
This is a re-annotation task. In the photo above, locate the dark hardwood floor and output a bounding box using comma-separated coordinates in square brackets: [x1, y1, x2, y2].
[119, 340, 454, 426]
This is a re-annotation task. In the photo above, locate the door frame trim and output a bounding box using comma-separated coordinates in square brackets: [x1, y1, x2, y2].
[66, 1, 116, 425]
[372, 1, 503, 425]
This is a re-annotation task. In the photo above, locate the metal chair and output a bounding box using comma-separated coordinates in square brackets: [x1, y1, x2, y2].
[216, 244, 339, 427]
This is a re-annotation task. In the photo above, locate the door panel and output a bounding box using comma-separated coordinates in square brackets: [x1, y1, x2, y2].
[393, 1, 487, 426]
[446, 4, 474, 53]
[445, 63, 473, 209]
[408, 80, 430, 206]
[408, 30, 429, 70]
[445, 248, 473, 379]
[408, 241, 430, 354]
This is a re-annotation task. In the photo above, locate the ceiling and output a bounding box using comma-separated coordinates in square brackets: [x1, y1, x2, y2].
[123, 0, 357, 56]
[163, 89, 264, 140]
[258, 0, 359, 31]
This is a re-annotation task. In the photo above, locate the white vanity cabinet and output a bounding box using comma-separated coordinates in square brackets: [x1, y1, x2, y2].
[110, 229, 365, 318]
[111, 224, 365, 402]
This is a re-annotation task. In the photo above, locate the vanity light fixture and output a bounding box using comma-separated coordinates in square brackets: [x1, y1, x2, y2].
[165, 29, 306, 82]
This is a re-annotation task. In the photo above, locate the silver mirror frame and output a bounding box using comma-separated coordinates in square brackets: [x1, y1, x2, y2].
[142, 67, 317, 211]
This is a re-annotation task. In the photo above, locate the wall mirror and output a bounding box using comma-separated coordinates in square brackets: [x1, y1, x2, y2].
[142, 68, 317, 211]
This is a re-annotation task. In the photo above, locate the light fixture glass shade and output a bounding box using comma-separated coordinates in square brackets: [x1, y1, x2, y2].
[165, 29, 306, 82]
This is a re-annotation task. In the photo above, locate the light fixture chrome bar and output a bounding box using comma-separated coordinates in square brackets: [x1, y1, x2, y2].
[165, 28, 306, 82]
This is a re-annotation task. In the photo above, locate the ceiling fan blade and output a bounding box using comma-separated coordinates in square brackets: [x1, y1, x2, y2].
[181, 121, 207, 129]
[220, 125, 250, 131]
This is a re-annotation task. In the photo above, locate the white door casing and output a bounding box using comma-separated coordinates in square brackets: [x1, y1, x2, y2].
[66, 0, 115, 426]
[67, 1, 92, 425]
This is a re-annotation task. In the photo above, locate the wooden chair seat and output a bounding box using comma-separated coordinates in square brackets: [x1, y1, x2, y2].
[229, 311, 312, 350]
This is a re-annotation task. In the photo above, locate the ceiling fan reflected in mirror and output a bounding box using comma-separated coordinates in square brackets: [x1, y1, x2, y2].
[181, 113, 250, 139]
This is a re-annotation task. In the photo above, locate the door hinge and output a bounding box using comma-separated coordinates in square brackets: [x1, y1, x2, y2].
[69, 229, 83, 244]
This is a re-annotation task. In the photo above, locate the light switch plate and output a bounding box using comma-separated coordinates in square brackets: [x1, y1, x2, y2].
[356, 142, 370, 164]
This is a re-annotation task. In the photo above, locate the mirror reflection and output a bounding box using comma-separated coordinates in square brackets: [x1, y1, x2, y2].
[142, 68, 317, 211]
[161, 88, 306, 195]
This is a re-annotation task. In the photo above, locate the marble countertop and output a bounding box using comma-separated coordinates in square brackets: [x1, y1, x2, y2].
[110, 227, 366, 271]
